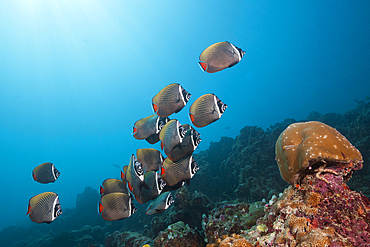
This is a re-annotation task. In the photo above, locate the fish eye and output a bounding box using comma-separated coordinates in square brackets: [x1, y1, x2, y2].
[54, 169, 61, 178]
[192, 131, 201, 146]
[179, 126, 186, 138]
[158, 117, 168, 131]
[159, 178, 166, 190]
[158, 119, 164, 130]
[54, 204, 62, 217]
[182, 89, 191, 103]
[191, 160, 199, 174]
[238, 48, 246, 58]
[134, 162, 144, 176]
[132, 206, 138, 214]
[217, 101, 227, 114]
[167, 194, 174, 206]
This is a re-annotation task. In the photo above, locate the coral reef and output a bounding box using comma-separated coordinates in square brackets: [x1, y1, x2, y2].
[148, 187, 214, 238]
[202, 117, 370, 247]
[153, 221, 205, 247]
[105, 231, 153, 247]
[244, 173, 370, 246]
[205, 234, 253, 247]
[242, 121, 370, 246]
[202, 202, 264, 244]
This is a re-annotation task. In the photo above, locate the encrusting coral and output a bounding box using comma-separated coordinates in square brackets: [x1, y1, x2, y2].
[275, 121, 363, 185]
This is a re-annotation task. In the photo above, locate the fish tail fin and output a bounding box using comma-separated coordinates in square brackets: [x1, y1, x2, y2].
[152, 103, 158, 113]
[189, 113, 195, 124]
[160, 165, 166, 177]
[99, 186, 105, 195]
[198, 61, 207, 72]
[128, 182, 133, 192]
[98, 202, 104, 213]
[27, 203, 31, 215]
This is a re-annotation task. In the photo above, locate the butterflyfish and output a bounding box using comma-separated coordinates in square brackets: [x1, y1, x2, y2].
[27, 192, 62, 224]
[199, 41, 245, 73]
[100, 178, 128, 196]
[189, 93, 227, 128]
[160, 155, 199, 186]
[146, 191, 174, 215]
[124, 154, 149, 203]
[133, 114, 169, 144]
[32, 162, 60, 184]
[159, 119, 187, 156]
[136, 148, 164, 173]
[168, 127, 201, 161]
[99, 192, 137, 221]
[138, 171, 166, 203]
[152, 83, 191, 117]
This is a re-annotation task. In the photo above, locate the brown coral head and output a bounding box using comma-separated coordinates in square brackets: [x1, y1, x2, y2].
[275, 121, 363, 184]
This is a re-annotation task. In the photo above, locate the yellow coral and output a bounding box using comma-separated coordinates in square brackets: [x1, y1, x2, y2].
[219, 237, 233, 247]
[232, 238, 253, 247]
[274, 228, 290, 244]
[256, 224, 268, 232]
[305, 192, 322, 207]
[288, 215, 312, 242]
[298, 229, 331, 247]
[218, 236, 253, 247]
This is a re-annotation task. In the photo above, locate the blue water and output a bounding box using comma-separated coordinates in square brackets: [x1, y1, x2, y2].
[0, 0, 369, 231]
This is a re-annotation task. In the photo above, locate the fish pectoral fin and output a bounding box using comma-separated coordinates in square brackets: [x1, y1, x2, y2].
[186, 179, 191, 186]
[47, 207, 53, 215]
[228, 61, 238, 68]
[143, 182, 150, 190]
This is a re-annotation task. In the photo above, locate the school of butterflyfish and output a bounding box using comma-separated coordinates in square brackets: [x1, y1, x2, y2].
[26, 41, 244, 223]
